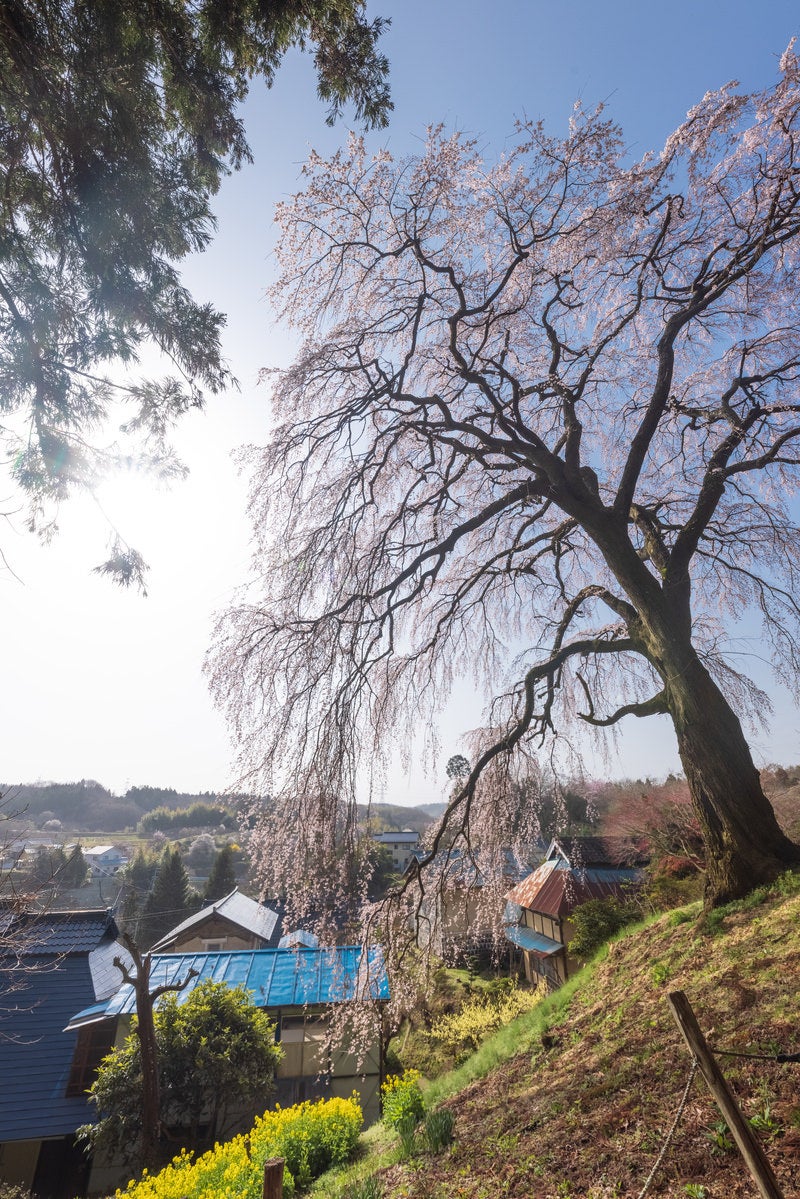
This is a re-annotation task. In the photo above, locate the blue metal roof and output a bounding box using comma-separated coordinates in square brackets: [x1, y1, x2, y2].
[69, 946, 389, 1029]
[503, 924, 562, 956]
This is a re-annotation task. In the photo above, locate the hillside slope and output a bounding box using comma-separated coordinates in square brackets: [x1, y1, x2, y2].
[374, 880, 800, 1198]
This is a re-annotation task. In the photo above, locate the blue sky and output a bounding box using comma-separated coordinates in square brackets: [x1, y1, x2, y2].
[3, 1, 800, 804]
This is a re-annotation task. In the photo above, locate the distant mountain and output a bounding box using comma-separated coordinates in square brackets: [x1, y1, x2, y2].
[417, 803, 448, 819]
[2, 781, 439, 837]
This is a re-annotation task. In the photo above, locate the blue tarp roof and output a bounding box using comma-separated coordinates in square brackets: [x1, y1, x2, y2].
[69, 945, 389, 1029]
[503, 925, 562, 956]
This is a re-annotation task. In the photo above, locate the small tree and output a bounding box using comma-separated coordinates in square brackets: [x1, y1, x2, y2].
[203, 844, 237, 903]
[27, 845, 66, 887]
[81, 980, 281, 1168]
[118, 847, 159, 934]
[61, 844, 89, 887]
[187, 833, 217, 873]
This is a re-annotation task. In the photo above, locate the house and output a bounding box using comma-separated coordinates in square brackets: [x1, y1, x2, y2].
[372, 829, 420, 872]
[148, 888, 282, 953]
[68, 943, 390, 1161]
[0, 909, 132, 1199]
[504, 837, 646, 990]
[414, 847, 535, 965]
[82, 847, 127, 878]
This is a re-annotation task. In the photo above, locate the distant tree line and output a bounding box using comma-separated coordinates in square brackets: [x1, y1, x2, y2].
[1, 779, 245, 832]
[138, 804, 237, 836]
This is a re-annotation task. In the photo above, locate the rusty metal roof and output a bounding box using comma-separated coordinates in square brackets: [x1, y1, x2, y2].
[506, 858, 640, 918]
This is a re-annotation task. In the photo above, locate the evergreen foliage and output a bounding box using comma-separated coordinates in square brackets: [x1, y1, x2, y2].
[203, 844, 237, 903]
[0, 0, 390, 576]
[138, 803, 236, 835]
[119, 847, 160, 932]
[567, 895, 642, 960]
[138, 846, 199, 947]
[27, 842, 88, 887]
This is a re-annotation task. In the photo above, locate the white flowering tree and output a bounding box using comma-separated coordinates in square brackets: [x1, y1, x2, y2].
[211, 49, 800, 910]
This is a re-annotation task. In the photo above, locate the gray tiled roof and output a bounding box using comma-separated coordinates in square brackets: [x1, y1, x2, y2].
[8, 909, 116, 955]
[149, 889, 280, 951]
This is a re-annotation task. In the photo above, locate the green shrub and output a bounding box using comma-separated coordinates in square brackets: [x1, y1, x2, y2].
[381, 1069, 425, 1128]
[568, 895, 640, 959]
[430, 981, 544, 1062]
[423, 1107, 455, 1151]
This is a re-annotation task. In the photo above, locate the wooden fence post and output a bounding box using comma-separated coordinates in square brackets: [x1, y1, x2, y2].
[667, 991, 784, 1199]
[262, 1156, 284, 1199]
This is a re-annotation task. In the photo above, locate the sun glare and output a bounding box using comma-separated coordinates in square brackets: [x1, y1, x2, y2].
[93, 464, 174, 548]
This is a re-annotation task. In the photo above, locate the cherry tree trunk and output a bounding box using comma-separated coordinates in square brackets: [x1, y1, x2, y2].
[663, 649, 800, 904]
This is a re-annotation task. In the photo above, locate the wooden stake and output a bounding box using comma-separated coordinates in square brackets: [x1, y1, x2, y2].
[262, 1157, 284, 1199]
[667, 991, 784, 1199]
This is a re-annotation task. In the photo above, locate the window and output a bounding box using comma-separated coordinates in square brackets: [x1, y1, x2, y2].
[203, 938, 226, 952]
[66, 1021, 116, 1096]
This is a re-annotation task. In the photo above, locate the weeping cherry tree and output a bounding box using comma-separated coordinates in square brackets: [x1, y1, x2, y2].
[211, 49, 800, 910]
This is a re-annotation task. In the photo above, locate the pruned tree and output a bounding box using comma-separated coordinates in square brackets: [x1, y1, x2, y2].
[0, 0, 390, 580]
[211, 50, 800, 909]
[101, 935, 197, 1169]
